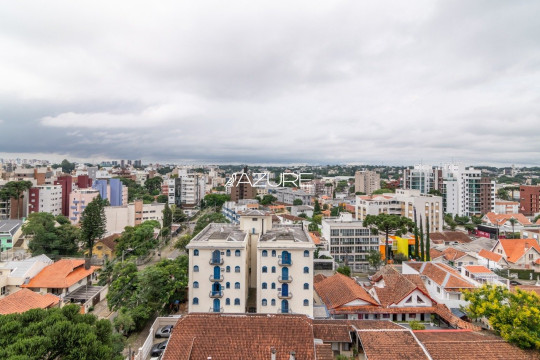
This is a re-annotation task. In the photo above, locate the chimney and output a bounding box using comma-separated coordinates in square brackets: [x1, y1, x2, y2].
[271, 347, 276, 360]
[84, 258, 91, 270]
[289, 351, 296, 360]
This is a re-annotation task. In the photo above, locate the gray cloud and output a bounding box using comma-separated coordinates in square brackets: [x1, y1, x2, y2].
[0, 0, 539, 166]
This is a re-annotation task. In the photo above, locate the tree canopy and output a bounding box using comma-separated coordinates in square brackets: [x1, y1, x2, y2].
[23, 213, 80, 256]
[0, 305, 124, 359]
[144, 177, 163, 195]
[203, 193, 230, 209]
[464, 285, 540, 350]
[258, 194, 277, 206]
[80, 196, 107, 259]
[193, 212, 229, 236]
[363, 214, 414, 262]
[115, 220, 161, 259]
[0, 180, 33, 219]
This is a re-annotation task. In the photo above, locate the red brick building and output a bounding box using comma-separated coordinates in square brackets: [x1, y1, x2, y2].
[519, 185, 540, 216]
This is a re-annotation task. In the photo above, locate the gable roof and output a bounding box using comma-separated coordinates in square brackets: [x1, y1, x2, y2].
[97, 233, 121, 252]
[463, 265, 492, 274]
[370, 266, 433, 307]
[477, 249, 503, 263]
[484, 212, 532, 226]
[496, 239, 540, 263]
[440, 247, 469, 262]
[162, 314, 316, 360]
[415, 330, 539, 360]
[429, 232, 472, 244]
[314, 273, 378, 309]
[21, 259, 98, 289]
[0, 289, 60, 314]
[357, 329, 430, 360]
[408, 262, 475, 291]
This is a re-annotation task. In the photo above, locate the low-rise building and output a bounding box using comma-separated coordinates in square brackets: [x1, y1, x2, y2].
[494, 201, 520, 214]
[271, 188, 312, 206]
[490, 238, 540, 270]
[28, 185, 62, 215]
[0, 288, 60, 314]
[104, 200, 165, 235]
[0, 220, 23, 252]
[477, 249, 509, 270]
[0, 254, 53, 298]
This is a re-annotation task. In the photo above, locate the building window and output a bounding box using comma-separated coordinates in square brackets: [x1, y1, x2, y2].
[262, 250, 268, 257]
[262, 299, 267, 306]
[234, 298, 240, 305]
[226, 250, 231, 257]
[193, 265, 199, 272]
[304, 250, 309, 257]
[226, 282, 230, 289]
[272, 250, 276, 257]
[303, 267, 309, 274]
[304, 283, 309, 290]
[226, 266, 231, 273]
[235, 250, 241, 257]
[193, 297, 199, 305]
[235, 266, 240, 273]
[271, 283, 276, 289]
[303, 299, 309, 306]
[271, 266, 276, 273]
[437, 286, 441, 293]
[193, 281, 199, 288]
[262, 266, 267, 273]
[262, 282, 267, 289]
[194, 249, 199, 256]
[226, 298, 230, 305]
[235, 282, 240, 289]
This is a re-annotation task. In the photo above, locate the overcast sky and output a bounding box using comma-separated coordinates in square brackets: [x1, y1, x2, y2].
[1, 1, 539, 166]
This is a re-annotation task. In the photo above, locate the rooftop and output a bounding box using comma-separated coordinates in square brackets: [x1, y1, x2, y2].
[21, 259, 98, 289]
[0, 220, 23, 236]
[497, 238, 540, 263]
[188, 224, 247, 244]
[0, 289, 60, 314]
[0, 254, 53, 278]
[405, 262, 475, 290]
[259, 225, 312, 243]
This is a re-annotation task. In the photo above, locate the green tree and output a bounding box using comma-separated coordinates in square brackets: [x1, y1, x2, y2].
[463, 285, 540, 350]
[0, 305, 124, 359]
[293, 199, 303, 206]
[259, 194, 277, 206]
[312, 214, 322, 225]
[308, 222, 319, 232]
[162, 203, 172, 232]
[372, 188, 395, 195]
[419, 217, 425, 261]
[60, 159, 76, 174]
[203, 193, 231, 210]
[363, 214, 414, 263]
[508, 218, 518, 237]
[444, 213, 457, 230]
[336, 265, 351, 277]
[115, 220, 161, 259]
[497, 188, 510, 201]
[313, 199, 321, 215]
[428, 189, 442, 196]
[534, 214, 540, 224]
[367, 250, 383, 270]
[156, 194, 168, 203]
[393, 252, 408, 264]
[193, 212, 229, 236]
[144, 177, 163, 194]
[425, 219, 430, 261]
[172, 206, 187, 223]
[80, 196, 107, 259]
[174, 233, 193, 250]
[23, 212, 80, 256]
[413, 216, 420, 260]
[2, 180, 33, 219]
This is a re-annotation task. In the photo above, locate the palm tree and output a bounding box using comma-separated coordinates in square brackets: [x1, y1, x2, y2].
[508, 218, 518, 239]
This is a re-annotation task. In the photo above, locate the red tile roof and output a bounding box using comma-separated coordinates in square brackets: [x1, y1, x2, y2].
[463, 265, 492, 274]
[484, 212, 532, 226]
[314, 344, 333, 360]
[477, 249, 503, 262]
[415, 330, 539, 359]
[429, 232, 472, 244]
[357, 329, 430, 360]
[21, 259, 98, 289]
[0, 289, 60, 314]
[162, 314, 316, 360]
[98, 233, 121, 252]
[497, 239, 540, 263]
[313, 324, 352, 343]
[314, 273, 378, 309]
[409, 262, 475, 290]
[371, 266, 432, 307]
[440, 247, 469, 261]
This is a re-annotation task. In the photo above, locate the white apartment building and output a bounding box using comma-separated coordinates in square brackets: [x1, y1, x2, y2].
[354, 170, 380, 195]
[104, 201, 165, 235]
[179, 174, 206, 207]
[355, 189, 443, 232]
[271, 188, 312, 205]
[401, 164, 440, 194]
[222, 200, 259, 224]
[321, 213, 379, 272]
[186, 210, 315, 316]
[28, 185, 62, 216]
[0, 255, 53, 298]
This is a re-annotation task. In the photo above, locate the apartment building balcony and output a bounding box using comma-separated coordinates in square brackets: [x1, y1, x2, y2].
[278, 308, 292, 314]
[278, 259, 292, 266]
[277, 291, 292, 299]
[278, 276, 292, 283]
[209, 307, 224, 313]
[209, 258, 224, 265]
[209, 291, 223, 298]
[209, 275, 224, 282]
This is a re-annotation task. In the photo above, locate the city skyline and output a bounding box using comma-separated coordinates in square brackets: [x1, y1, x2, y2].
[1, 1, 540, 165]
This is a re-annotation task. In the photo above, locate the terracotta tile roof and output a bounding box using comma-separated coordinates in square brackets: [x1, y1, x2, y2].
[314, 344, 333, 360]
[370, 266, 432, 307]
[98, 233, 121, 252]
[0, 289, 60, 314]
[411, 262, 475, 290]
[440, 247, 468, 261]
[497, 239, 540, 263]
[357, 329, 430, 360]
[477, 249, 503, 262]
[484, 212, 532, 226]
[313, 324, 352, 343]
[463, 265, 492, 274]
[279, 214, 305, 222]
[21, 259, 98, 289]
[314, 273, 378, 309]
[429, 232, 472, 244]
[415, 330, 539, 359]
[313, 274, 326, 284]
[309, 232, 321, 245]
[313, 319, 403, 330]
[430, 248, 444, 259]
[162, 314, 316, 360]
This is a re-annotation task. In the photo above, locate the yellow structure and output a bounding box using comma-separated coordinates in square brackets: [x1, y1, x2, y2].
[389, 235, 415, 257]
[86, 234, 120, 261]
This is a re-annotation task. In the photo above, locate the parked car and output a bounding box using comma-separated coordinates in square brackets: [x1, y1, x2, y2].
[155, 325, 174, 338]
[151, 340, 168, 357]
[509, 280, 522, 286]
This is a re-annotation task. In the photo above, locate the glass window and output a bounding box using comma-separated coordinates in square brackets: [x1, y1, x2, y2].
[193, 297, 199, 305]
[234, 298, 240, 305]
[226, 282, 230, 289]
[271, 266, 276, 273]
[193, 281, 199, 288]
[226, 298, 230, 305]
[193, 249, 199, 256]
[271, 250, 276, 257]
[235, 282, 240, 289]
[262, 250, 268, 257]
[193, 265, 199, 272]
[262, 266, 267, 273]
[303, 299, 309, 306]
[226, 250, 231, 257]
[271, 283, 276, 289]
[262, 282, 267, 289]
[271, 299, 276, 306]
[303, 267, 309, 274]
[226, 266, 231, 273]
[235, 250, 241, 257]
[304, 283, 309, 290]
[235, 266, 240, 273]
[262, 299, 267, 306]
[304, 250, 309, 257]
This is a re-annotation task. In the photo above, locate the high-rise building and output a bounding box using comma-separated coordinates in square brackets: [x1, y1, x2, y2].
[54, 175, 73, 217]
[186, 210, 315, 316]
[519, 185, 540, 216]
[229, 167, 256, 202]
[401, 165, 441, 194]
[92, 179, 127, 206]
[68, 188, 100, 223]
[354, 170, 380, 195]
[28, 185, 62, 216]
